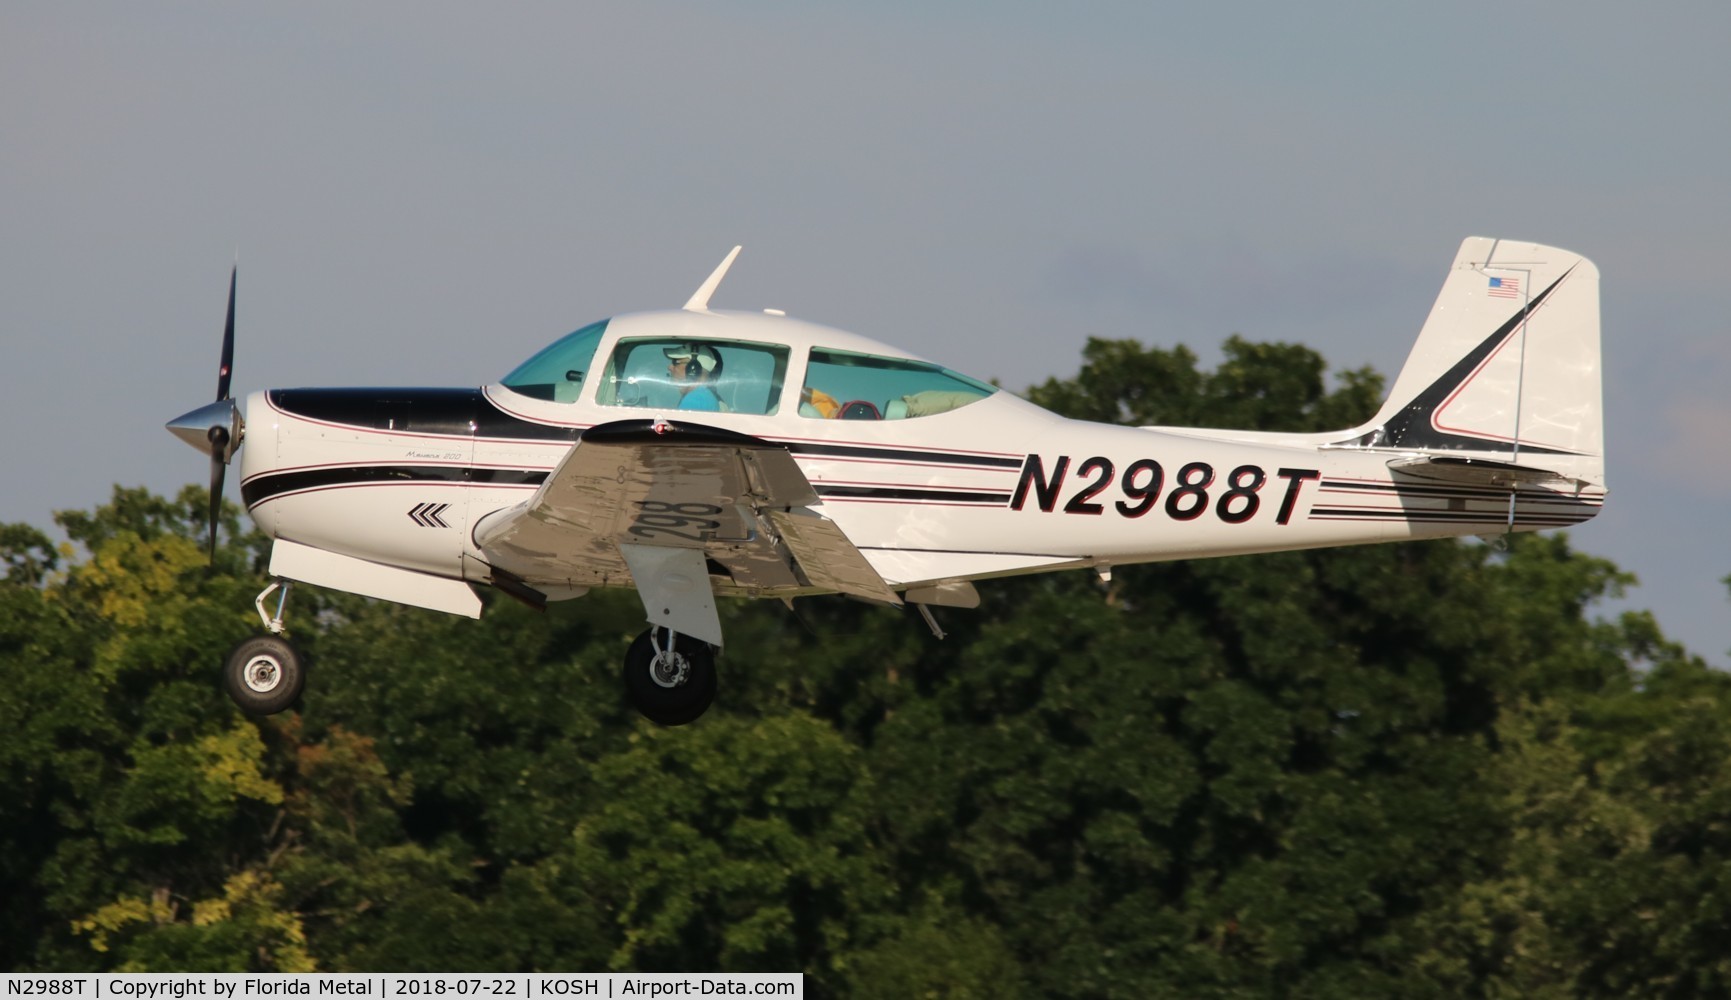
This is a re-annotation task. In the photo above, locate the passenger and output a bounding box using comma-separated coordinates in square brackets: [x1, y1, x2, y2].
[800, 385, 841, 418]
[664, 343, 724, 411]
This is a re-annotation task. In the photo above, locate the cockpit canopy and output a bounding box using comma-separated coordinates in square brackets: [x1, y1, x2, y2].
[499, 314, 997, 420]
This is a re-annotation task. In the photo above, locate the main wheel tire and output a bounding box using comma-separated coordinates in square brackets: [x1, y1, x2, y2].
[622, 627, 717, 726]
[223, 635, 306, 715]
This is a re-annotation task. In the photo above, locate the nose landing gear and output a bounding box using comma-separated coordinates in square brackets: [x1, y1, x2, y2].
[622, 626, 717, 726]
[223, 634, 305, 715]
[222, 580, 305, 715]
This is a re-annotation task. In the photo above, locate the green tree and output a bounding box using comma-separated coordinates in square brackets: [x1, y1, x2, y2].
[1, 487, 278, 969]
[3, 335, 1724, 999]
[812, 339, 1683, 997]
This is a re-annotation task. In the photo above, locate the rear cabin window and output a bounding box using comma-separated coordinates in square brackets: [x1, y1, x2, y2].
[799, 349, 995, 420]
[596, 337, 790, 416]
[500, 319, 608, 403]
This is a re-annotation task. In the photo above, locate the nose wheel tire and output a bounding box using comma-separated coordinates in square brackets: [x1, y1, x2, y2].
[223, 635, 306, 715]
[623, 627, 717, 726]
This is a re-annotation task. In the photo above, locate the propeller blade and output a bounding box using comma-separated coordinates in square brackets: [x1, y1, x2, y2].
[217, 266, 236, 401]
[206, 426, 229, 561]
[167, 268, 244, 565]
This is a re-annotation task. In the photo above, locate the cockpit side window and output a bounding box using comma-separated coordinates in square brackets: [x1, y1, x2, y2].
[500, 319, 609, 403]
[799, 349, 995, 420]
[596, 337, 789, 416]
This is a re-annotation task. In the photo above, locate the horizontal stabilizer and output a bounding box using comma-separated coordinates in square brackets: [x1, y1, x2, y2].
[1386, 455, 1580, 489]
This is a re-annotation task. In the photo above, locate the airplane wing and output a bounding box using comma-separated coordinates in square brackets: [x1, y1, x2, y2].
[472, 419, 898, 643]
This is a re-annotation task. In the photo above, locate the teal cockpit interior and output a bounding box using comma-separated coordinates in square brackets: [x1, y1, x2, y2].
[499, 317, 997, 421]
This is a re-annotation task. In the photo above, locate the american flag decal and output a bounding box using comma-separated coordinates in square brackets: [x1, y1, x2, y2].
[1487, 275, 1521, 299]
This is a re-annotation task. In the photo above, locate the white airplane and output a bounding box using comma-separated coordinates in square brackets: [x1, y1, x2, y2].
[167, 238, 1604, 724]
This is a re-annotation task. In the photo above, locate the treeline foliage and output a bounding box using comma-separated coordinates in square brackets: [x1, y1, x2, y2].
[3, 337, 1729, 996]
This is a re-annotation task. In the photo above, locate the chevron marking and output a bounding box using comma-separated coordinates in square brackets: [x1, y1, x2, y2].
[408, 502, 452, 528]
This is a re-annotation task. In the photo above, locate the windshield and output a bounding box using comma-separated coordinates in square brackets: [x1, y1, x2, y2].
[500, 319, 609, 402]
[799, 348, 996, 419]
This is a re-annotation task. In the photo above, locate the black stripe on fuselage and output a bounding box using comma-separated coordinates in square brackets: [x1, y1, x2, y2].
[268, 388, 585, 442]
[814, 485, 1012, 504]
[242, 465, 548, 508]
[259, 390, 1025, 507]
[1308, 507, 1599, 526]
[243, 466, 1013, 509]
[1319, 479, 1605, 505]
[784, 441, 1023, 469]
[268, 388, 1021, 470]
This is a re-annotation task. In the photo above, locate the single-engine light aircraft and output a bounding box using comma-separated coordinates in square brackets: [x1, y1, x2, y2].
[168, 238, 1604, 724]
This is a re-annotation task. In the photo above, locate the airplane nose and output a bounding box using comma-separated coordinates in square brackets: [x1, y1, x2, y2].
[167, 399, 244, 462]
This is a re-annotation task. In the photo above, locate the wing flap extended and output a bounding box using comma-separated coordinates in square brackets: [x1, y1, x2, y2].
[769, 508, 902, 605]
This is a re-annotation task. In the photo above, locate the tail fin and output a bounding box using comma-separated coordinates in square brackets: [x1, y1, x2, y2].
[1343, 237, 1604, 488]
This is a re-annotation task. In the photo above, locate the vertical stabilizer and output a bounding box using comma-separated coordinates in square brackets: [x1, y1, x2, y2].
[1344, 238, 1603, 487]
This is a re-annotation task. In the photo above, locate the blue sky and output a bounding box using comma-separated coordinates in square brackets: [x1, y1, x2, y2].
[3, 1, 1727, 660]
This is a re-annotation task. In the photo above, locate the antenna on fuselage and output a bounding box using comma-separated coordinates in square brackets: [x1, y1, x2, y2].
[683, 245, 742, 312]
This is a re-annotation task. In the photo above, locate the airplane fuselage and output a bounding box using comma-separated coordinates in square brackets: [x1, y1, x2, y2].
[237, 367, 1602, 604]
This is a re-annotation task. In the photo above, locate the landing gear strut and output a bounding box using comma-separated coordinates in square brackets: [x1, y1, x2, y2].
[223, 580, 305, 715]
[622, 626, 717, 726]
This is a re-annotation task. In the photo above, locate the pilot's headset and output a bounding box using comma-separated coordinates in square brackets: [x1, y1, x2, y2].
[665, 343, 723, 378]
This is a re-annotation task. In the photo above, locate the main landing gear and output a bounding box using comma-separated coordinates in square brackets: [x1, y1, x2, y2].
[622, 626, 717, 726]
[223, 580, 306, 715]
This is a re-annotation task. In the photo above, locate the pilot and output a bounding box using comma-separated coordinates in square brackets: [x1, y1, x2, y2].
[664, 343, 724, 411]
